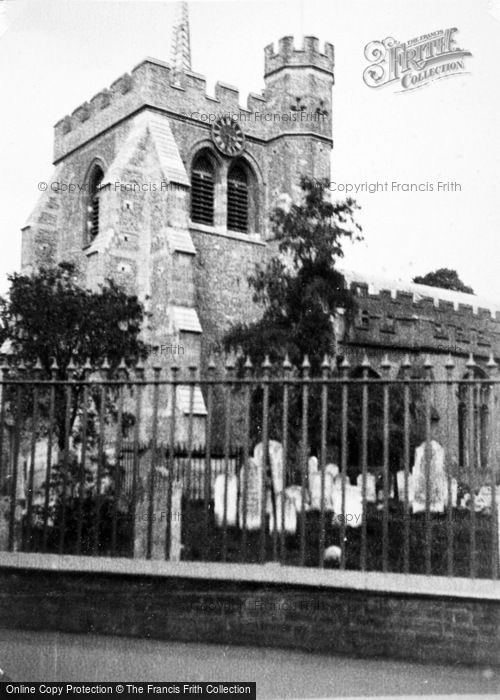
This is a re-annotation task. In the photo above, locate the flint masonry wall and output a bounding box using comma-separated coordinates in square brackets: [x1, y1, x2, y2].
[1, 554, 499, 668]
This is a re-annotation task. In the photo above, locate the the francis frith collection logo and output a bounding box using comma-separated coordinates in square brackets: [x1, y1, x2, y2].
[363, 28, 472, 91]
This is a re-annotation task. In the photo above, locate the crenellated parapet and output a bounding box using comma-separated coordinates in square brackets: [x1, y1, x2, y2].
[53, 35, 334, 162]
[264, 36, 334, 77]
[347, 282, 500, 358]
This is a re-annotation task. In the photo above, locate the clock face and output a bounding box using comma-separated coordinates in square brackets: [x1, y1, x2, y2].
[211, 116, 245, 156]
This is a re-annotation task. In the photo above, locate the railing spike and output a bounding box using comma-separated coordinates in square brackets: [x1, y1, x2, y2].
[340, 356, 351, 370]
[301, 355, 311, 369]
[244, 355, 253, 370]
[321, 354, 331, 370]
[101, 356, 110, 371]
[445, 353, 455, 370]
[118, 357, 128, 371]
[466, 353, 476, 368]
[262, 355, 272, 370]
[207, 355, 216, 372]
[282, 353, 292, 370]
[423, 354, 433, 368]
[361, 353, 371, 368]
[381, 354, 391, 370]
[50, 357, 59, 371]
[487, 353, 498, 369]
[34, 357, 43, 371]
[402, 354, 412, 369]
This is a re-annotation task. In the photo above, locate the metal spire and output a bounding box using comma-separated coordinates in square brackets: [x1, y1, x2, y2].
[171, 1, 191, 85]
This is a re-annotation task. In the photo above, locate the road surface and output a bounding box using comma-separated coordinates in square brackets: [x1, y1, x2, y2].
[0, 629, 499, 698]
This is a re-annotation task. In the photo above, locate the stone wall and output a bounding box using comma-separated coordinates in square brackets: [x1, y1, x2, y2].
[1, 554, 499, 668]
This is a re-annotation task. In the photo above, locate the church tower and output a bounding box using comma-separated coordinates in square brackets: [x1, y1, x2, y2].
[20, 5, 335, 435]
[263, 36, 334, 204]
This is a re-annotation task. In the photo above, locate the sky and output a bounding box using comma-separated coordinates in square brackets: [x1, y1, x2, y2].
[0, 0, 499, 298]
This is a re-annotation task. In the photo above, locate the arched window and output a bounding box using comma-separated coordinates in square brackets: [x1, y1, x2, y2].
[227, 162, 249, 233]
[191, 154, 215, 225]
[86, 165, 104, 242]
[458, 367, 490, 472]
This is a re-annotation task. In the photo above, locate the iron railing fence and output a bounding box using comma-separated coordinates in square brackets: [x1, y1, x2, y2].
[0, 353, 498, 578]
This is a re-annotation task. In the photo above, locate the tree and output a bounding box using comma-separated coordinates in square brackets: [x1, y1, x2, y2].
[225, 176, 362, 373]
[224, 176, 363, 472]
[412, 268, 474, 294]
[0, 262, 147, 448]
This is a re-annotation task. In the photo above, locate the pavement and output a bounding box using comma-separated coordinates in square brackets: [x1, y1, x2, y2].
[1, 629, 499, 698]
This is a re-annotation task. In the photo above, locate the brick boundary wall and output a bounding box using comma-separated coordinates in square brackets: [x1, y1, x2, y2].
[0, 554, 499, 668]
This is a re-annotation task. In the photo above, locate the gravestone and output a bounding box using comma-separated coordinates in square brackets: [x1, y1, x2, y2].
[214, 473, 238, 527]
[268, 492, 297, 534]
[285, 485, 303, 514]
[239, 458, 262, 531]
[356, 473, 377, 503]
[134, 451, 183, 560]
[396, 471, 416, 507]
[169, 480, 183, 561]
[325, 463, 339, 480]
[253, 440, 284, 498]
[309, 471, 334, 511]
[0, 496, 9, 551]
[412, 440, 447, 513]
[332, 483, 363, 528]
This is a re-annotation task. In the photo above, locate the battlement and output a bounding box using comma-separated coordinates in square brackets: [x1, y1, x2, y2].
[349, 281, 500, 321]
[347, 281, 500, 357]
[264, 36, 334, 77]
[53, 56, 258, 160]
[53, 39, 334, 162]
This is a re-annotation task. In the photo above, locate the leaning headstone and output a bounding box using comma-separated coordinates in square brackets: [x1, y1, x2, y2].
[412, 440, 447, 513]
[239, 458, 262, 531]
[214, 473, 238, 528]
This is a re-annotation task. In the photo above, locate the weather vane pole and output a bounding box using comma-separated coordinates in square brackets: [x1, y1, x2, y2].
[171, 1, 191, 86]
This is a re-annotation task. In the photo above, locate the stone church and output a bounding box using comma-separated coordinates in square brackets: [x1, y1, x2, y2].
[21, 5, 500, 468]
